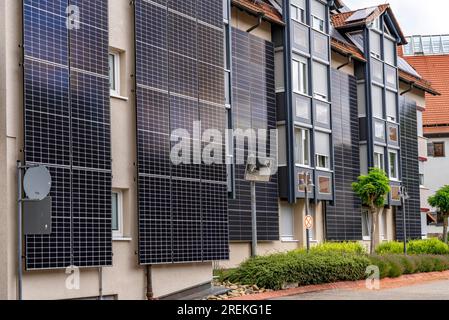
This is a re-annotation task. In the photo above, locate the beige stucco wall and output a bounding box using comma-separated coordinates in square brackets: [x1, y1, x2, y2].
[0, 0, 214, 300]
[231, 7, 272, 42]
[331, 52, 355, 76]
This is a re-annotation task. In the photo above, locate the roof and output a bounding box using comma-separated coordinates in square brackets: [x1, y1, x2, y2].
[331, 4, 407, 44]
[231, 0, 284, 25]
[331, 38, 366, 61]
[404, 54, 449, 131]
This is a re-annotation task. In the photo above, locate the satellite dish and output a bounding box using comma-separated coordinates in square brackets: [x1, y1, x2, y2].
[23, 166, 52, 201]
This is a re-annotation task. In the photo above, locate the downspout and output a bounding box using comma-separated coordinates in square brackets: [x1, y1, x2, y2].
[337, 54, 353, 70]
[400, 82, 414, 96]
[98, 267, 103, 300]
[146, 265, 154, 300]
[247, 13, 264, 33]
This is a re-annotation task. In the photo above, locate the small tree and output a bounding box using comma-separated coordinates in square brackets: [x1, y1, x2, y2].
[428, 186, 449, 244]
[352, 168, 391, 254]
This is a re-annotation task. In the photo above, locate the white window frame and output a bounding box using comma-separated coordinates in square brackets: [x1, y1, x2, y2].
[312, 16, 325, 32]
[292, 57, 308, 95]
[112, 190, 124, 239]
[291, 3, 305, 23]
[374, 150, 385, 170]
[388, 150, 399, 180]
[280, 202, 296, 242]
[295, 128, 310, 166]
[375, 120, 385, 140]
[109, 51, 120, 97]
[316, 154, 330, 170]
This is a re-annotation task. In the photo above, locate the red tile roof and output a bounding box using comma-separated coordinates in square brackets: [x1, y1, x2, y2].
[231, 0, 284, 26]
[331, 4, 407, 44]
[404, 54, 449, 131]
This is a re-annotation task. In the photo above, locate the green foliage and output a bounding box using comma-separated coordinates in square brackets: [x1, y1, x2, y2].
[428, 185, 449, 215]
[308, 242, 367, 255]
[220, 251, 371, 290]
[375, 239, 449, 255]
[352, 168, 390, 209]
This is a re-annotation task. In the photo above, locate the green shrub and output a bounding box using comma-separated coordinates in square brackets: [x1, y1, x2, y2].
[221, 251, 371, 290]
[376, 239, 449, 255]
[308, 242, 367, 255]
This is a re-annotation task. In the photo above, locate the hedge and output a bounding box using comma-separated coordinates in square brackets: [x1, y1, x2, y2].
[220, 251, 449, 290]
[306, 242, 367, 255]
[376, 238, 449, 255]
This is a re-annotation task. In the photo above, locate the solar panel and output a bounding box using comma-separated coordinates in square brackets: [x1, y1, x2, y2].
[23, 0, 112, 270]
[135, 0, 229, 264]
[345, 7, 377, 23]
[228, 28, 279, 242]
[398, 56, 422, 79]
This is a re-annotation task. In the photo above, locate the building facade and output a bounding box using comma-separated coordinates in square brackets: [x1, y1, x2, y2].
[0, 0, 438, 300]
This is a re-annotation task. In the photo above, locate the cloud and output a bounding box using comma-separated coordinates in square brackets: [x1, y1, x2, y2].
[342, 0, 449, 35]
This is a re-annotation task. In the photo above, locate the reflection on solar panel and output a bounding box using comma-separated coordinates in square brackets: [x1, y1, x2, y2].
[134, 0, 229, 264]
[228, 28, 279, 241]
[23, 0, 112, 270]
[345, 7, 377, 23]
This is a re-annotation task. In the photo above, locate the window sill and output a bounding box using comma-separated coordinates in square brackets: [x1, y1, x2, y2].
[111, 94, 129, 101]
[113, 237, 132, 242]
[281, 239, 299, 243]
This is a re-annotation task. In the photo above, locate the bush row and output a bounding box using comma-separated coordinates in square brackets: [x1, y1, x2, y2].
[369, 255, 449, 278]
[376, 238, 449, 255]
[306, 241, 367, 255]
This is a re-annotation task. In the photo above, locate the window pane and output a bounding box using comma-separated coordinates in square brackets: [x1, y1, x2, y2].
[312, 31, 329, 61]
[295, 95, 310, 120]
[371, 59, 383, 83]
[315, 131, 330, 156]
[372, 85, 383, 118]
[374, 152, 384, 170]
[375, 120, 385, 140]
[293, 22, 309, 50]
[280, 202, 295, 239]
[318, 176, 331, 194]
[311, 0, 326, 21]
[389, 151, 398, 179]
[312, 17, 325, 32]
[370, 31, 381, 58]
[391, 186, 401, 201]
[316, 155, 329, 169]
[388, 126, 398, 143]
[316, 102, 330, 125]
[313, 62, 328, 99]
[386, 90, 397, 122]
[434, 142, 445, 157]
[385, 65, 397, 88]
[109, 54, 116, 90]
[295, 128, 310, 165]
[112, 193, 118, 231]
[384, 38, 396, 65]
[293, 58, 308, 94]
[362, 210, 371, 237]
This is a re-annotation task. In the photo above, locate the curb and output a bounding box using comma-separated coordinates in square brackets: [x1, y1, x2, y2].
[227, 270, 449, 300]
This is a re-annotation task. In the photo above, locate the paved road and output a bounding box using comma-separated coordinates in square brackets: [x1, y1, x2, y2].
[272, 280, 449, 300]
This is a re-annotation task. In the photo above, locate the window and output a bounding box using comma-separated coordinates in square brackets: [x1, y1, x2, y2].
[280, 202, 295, 241]
[391, 185, 401, 201]
[295, 95, 311, 120]
[312, 31, 329, 61]
[370, 31, 381, 58]
[374, 147, 385, 170]
[371, 59, 384, 83]
[384, 38, 396, 66]
[433, 142, 445, 157]
[375, 120, 385, 140]
[291, 0, 305, 23]
[109, 52, 120, 96]
[311, 0, 326, 32]
[313, 62, 328, 100]
[112, 191, 123, 239]
[292, 57, 308, 94]
[372, 85, 383, 119]
[362, 209, 372, 240]
[298, 172, 313, 192]
[420, 174, 425, 186]
[316, 154, 329, 169]
[318, 176, 331, 194]
[315, 102, 330, 126]
[388, 125, 398, 143]
[295, 128, 310, 166]
[372, 18, 381, 30]
[386, 90, 397, 122]
[293, 23, 309, 49]
[417, 111, 423, 137]
[385, 66, 397, 88]
[388, 150, 399, 180]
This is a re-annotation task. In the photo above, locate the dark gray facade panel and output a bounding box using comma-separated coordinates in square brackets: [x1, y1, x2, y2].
[326, 70, 363, 241]
[228, 28, 279, 242]
[135, 0, 229, 264]
[397, 97, 422, 240]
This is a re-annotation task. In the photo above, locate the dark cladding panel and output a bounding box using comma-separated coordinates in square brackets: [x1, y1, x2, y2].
[229, 28, 279, 242]
[135, 0, 229, 264]
[398, 97, 422, 240]
[326, 70, 363, 241]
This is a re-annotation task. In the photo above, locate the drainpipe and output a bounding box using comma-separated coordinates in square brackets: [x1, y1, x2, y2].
[146, 265, 154, 300]
[98, 267, 103, 300]
[247, 13, 264, 33]
[400, 82, 415, 96]
[337, 54, 353, 70]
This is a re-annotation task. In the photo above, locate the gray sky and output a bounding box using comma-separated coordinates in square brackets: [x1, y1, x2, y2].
[342, 0, 449, 36]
